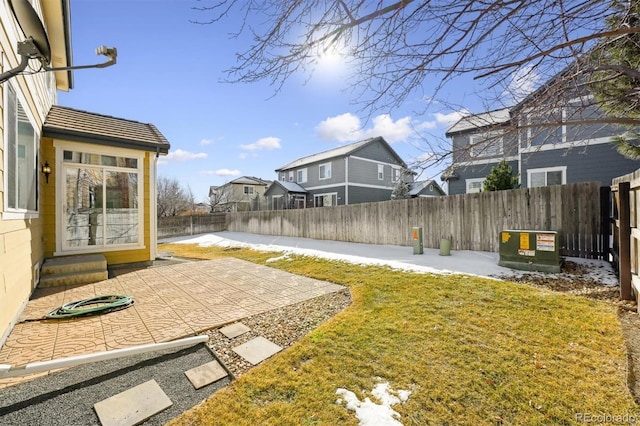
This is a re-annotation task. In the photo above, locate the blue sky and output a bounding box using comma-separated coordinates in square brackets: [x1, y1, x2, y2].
[58, 0, 502, 202]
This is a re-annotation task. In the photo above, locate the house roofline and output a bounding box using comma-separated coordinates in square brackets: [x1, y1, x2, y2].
[42, 128, 170, 154]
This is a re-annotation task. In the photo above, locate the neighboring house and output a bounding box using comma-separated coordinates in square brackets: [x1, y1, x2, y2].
[209, 176, 270, 212]
[0, 1, 170, 346]
[409, 180, 446, 197]
[271, 136, 412, 208]
[442, 72, 639, 195]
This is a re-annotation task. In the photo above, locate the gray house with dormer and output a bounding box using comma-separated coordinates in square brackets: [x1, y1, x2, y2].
[442, 70, 639, 194]
[267, 136, 412, 208]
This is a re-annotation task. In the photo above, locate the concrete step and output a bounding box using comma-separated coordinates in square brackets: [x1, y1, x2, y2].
[41, 254, 107, 276]
[39, 254, 108, 287]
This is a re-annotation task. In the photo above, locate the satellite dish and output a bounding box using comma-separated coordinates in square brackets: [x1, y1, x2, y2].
[0, 0, 117, 84]
[8, 0, 51, 64]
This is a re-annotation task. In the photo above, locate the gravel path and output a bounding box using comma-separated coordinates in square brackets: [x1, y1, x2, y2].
[206, 289, 352, 377]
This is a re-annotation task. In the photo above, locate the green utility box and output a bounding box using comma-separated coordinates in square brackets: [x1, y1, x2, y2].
[412, 227, 423, 255]
[498, 230, 561, 273]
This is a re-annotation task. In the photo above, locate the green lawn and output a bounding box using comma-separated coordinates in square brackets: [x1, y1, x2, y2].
[163, 243, 638, 425]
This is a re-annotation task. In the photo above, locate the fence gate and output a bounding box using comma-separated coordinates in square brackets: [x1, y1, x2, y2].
[612, 169, 640, 301]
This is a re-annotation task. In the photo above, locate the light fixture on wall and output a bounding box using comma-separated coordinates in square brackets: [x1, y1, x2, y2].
[41, 161, 51, 183]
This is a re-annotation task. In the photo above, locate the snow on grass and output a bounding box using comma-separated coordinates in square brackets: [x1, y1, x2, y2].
[336, 382, 412, 426]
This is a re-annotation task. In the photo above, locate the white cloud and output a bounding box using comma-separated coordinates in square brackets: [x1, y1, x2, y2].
[433, 110, 470, 127]
[505, 65, 540, 103]
[214, 169, 241, 177]
[361, 114, 414, 143]
[200, 138, 213, 146]
[162, 149, 208, 163]
[315, 112, 460, 144]
[315, 113, 362, 142]
[240, 137, 282, 151]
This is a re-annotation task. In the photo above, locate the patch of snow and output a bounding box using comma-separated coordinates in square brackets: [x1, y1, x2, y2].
[161, 232, 618, 287]
[336, 382, 412, 426]
[266, 254, 290, 263]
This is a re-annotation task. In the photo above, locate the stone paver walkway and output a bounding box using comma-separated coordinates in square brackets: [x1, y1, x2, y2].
[0, 257, 345, 388]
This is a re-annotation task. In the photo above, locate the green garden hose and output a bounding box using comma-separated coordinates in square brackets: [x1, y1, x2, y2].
[45, 295, 134, 319]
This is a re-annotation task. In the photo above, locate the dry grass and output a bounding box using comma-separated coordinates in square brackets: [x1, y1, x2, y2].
[163, 243, 639, 425]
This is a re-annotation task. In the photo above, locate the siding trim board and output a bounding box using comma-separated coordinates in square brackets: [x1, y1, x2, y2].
[350, 155, 405, 167]
[519, 136, 613, 153]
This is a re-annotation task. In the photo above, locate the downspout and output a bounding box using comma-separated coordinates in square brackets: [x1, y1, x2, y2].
[150, 148, 159, 259]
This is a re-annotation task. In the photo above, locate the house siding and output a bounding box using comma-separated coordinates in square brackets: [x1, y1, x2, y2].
[347, 156, 399, 187]
[347, 186, 392, 204]
[351, 141, 401, 163]
[521, 144, 638, 187]
[298, 158, 346, 188]
[0, 2, 56, 345]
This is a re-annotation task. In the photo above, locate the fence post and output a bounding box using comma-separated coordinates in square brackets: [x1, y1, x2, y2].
[600, 186, 610, 260]
[619, 182, 632, 300]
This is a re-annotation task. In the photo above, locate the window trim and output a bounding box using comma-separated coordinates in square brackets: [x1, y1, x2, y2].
[526, 166, 567, 188]
[377, 164, 384, 180]
[297, 168, 308, 183]
[54, 141, 145, 255]
[313, 192, 338, 207]
[288, 171, 294, 182]
[470, 131, 503, 158]
[3, 83, 40, 220]
[465, 178, 485, 194]
[243, 185, 255, 195]
[319, 162, 332, 180]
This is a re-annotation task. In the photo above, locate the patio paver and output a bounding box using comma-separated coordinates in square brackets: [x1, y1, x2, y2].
[0, 257, 346, 388]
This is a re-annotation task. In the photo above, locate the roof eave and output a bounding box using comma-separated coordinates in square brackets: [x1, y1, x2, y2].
[42, 127, 170, 154]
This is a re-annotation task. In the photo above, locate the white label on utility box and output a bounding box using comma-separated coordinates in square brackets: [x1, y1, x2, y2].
[518, 249, 536, 257]
[536, 234, 555, 252]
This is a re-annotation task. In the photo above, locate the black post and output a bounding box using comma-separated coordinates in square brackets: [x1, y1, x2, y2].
[600, 186, 611, 260]
[619, 182, 632, 300]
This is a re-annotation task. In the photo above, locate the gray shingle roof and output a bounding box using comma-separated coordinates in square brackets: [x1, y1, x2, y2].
[275, 181, 307, 192]
[445, 108, 510, 136]
[276, 137, 391, 171]
[43, 105, 170, 153]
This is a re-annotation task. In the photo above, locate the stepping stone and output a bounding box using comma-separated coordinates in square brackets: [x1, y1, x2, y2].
[219, 322, 251, 338]
[184, 360, 228, 389]
[232, 337, 282, 365]
[94, 379, 172, 426]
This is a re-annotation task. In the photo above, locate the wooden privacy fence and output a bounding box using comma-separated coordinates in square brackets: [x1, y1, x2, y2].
[157, 214, 226, 239]
[226, 182, 606, 258]
[611, 168, 640, 301]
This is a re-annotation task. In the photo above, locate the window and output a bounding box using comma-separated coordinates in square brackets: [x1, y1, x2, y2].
[378, 164, 384, 180]
[527, 167, 566, 188]
[61, 148, 143, 251]
[314, 193, 337, 207]
[470, 131, 503, 157]
[319, 162, 332, 180]
[466, 178, 485, 193]
[393, 168, 401, 182]
[4, 85, 38, 216]
[243, 186, 254, 195]
[288, 171, 294, 182]
[297, 168, 307, 183]
[280, 174, 286, 181]
[525, 109, 562, 146]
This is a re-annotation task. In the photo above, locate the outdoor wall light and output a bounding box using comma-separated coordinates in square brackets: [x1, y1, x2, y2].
[41, 161, 51, 183]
